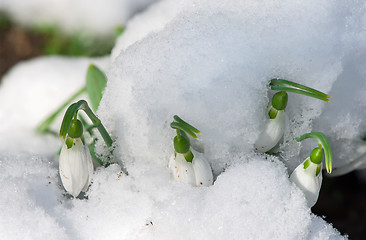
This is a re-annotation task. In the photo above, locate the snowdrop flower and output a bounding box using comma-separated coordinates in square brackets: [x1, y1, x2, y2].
[290, 132, 332, 208]
[169, 115, 213, 186]
[169, 151, 213, 186]
[59, 118, 93, 197]
[255, 79, 330, 153]
[254, 91, 288, 153]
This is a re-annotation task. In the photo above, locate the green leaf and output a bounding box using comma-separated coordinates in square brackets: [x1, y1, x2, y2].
[270, 79, 330, 98]
[170, 122, 198, 139]
[270, 86, 330, 102]
[270, 79, 330, 102]
[173, 115, 201, 134]
[115, 25, 125, 38]
[37, 87, 86, 134]
[86, 64, 107, 111]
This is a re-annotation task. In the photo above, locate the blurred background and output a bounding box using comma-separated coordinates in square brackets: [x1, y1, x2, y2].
[0, 10, 365, 240]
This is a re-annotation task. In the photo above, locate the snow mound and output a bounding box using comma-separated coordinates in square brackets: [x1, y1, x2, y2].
[0, 0, 158, 35]
[0, 56, 109, 154]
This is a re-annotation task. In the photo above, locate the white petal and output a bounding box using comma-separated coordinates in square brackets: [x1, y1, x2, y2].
[254, 110, 287, 153]
[82, 144, 94, 192]
[59, 138, 93, 197]
[169, 154, 196, 185]
[290, 158, 322, 208]
[192, 154, 213, 186]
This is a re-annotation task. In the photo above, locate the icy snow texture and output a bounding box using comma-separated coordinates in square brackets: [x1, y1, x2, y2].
[0, 152, 344, 240]
[0, 0, 158, 35]
[111, 0, 188, 59]
[1, 0, 366, 238]
[102, 0, 364, 174]
[0, 56, 109, 154]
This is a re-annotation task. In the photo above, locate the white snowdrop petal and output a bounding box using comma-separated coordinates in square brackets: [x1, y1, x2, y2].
[290, 158, 322, 208]
[59, 138, 93, 197]
[169, 153, 196, 185]
[83, 145, 94, 192]
[192, 156, 213, 186]
[254, 110, 286, 153]
[59, 144, 74, 195]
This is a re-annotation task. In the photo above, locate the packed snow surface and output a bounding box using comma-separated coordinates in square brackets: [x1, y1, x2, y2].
[1, 0, 366, 239]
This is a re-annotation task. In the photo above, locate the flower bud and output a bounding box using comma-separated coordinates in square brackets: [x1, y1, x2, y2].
[254, 110, 287, 153]
[169, 151, 213, 187]
[59, 138, 93, 197]
[290, 157, 322, 207]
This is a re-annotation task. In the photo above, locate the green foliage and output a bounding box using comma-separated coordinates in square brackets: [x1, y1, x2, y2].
[0, 12, 10, 29]
[86, 64, 107, 111]
[270, 79, 330, 102]
[33, 25, 115, 56]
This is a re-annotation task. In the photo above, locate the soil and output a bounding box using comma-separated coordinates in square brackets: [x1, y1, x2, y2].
[0, 23, 45, 77]
[1, 22, 365, 240]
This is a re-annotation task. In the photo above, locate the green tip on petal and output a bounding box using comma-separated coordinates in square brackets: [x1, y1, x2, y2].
[296, 132, 332, 173]
[65, 136, 74, 149]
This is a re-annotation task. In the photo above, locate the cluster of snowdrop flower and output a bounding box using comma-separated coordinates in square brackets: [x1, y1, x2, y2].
[254, 79, 332, 207]
[50, 72, 334, 208]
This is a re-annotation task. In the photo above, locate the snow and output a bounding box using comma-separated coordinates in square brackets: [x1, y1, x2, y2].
[0, 0, 158, 35]
[1, 0, 366, 239]
[0, 56, 109, 154]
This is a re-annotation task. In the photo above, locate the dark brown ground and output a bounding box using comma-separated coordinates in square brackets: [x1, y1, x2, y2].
[0, 22, 45, 77]
[1, 18, 365, 240]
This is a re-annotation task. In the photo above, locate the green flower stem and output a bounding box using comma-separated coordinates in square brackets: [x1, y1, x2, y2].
[296, 132, 332, 173]
[37, 86, 86, 134]
[78, 100, 113, 148]
[60, 100, 114, 167]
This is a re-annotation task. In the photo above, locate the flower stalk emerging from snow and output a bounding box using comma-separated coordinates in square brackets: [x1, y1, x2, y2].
[37, 64, 107, 135]
[254, 79, 330, 153]
[59, 100, 114, 197]
[169, 115, 213, 186]
[59, 118, 93, 197]
[290, 132, 332, 207]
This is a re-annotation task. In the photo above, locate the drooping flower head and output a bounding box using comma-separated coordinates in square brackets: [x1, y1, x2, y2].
[59, 118, 93, 197]
[290, 132, 332, 207]
[58, 100, 114, 197]
[169, 115, 213, 186]
[254, 79, 330, 153]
